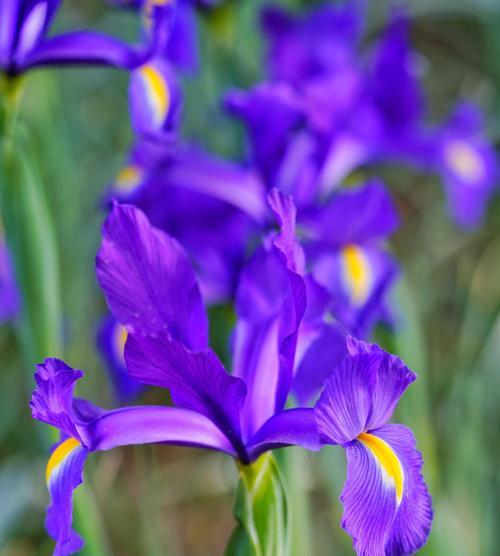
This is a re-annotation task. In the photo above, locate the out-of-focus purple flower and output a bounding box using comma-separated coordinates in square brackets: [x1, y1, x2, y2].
[261, 2, 363, 85]
[0, 0, 149, 74]
[315, 337, 433, 556]
[31, 200, 431, 554]
[255, 4, 499, 227]
[111, 0, 220, 72]
[0, 234, 20, 321]
[301, 180, 399, 338]
[108, 140, 264, 302]
[431, 103, 498, 228]
[129, 57, 182, 138]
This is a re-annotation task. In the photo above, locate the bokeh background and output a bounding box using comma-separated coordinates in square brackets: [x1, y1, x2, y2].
[1, 0, 499, 554]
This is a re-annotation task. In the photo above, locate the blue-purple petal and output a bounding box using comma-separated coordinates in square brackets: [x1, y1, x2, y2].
[125, 332, 247, 455]
[21, 31, 144, 70]
[96, 203, 208, 349]
[45, 438, 88, 556]
[86, 405, 236, 455]
[247, 408, 321, 461]
[314, 341, 417, 444]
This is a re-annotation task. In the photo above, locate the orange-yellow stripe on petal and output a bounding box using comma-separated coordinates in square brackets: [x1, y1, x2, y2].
[45, 437, 81, 485]
[113, 323, 128, 364]
[341, 244, 371, 305]
[358, 432, 404, 505]
[139, 63, 170, 128]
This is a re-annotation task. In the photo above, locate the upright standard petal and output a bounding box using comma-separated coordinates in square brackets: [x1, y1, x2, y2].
[96, 202, 208, 349]
[232, 193, 306, 438]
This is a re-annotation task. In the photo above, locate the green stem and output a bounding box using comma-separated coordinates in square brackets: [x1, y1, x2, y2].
[225, 453, 290, 556]
[279, 448, 314, 556]
[0, 75, 112, 556]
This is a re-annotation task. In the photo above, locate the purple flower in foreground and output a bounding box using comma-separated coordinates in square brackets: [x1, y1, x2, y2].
[316, 337, 433, 555]
[31, 197, 431, 556]
[0, 0, 148, 74]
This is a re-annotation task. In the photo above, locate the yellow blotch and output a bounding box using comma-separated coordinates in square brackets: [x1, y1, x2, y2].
[139, 63, 170, 127]
[113, 324, 128, 363]
[444, 140, 484, 183]
[114, 165, 143, 192]
[341, 244, 371, 305]
[358, 432, 404, 505]
[45, 437, 81, 484]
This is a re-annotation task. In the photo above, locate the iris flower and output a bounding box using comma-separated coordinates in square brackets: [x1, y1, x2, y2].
[31, 195, 432, 555]
[110, 0, 220, 72]
[0, 0, 181, 141]
[258, 3, 498, 227]
[0, 0, 146, 74]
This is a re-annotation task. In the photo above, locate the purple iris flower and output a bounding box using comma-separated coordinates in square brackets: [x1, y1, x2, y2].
[430, 103, 498, 228]
[30, 197, 432, 556]
[110, 0, 219, 72]
[257, 4, 499, 227]
[0, 0, 148, 74]
[315, 337, 433, 555]
[108, 139, 264, 302]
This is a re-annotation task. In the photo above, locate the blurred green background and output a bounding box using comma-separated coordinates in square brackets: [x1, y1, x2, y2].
[1, 0, 499, 554]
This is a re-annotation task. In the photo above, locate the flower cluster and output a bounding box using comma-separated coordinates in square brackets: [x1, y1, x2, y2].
[16, 1, 499, 555]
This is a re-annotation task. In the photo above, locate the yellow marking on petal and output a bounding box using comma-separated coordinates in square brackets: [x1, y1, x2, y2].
[114, 165, 143, 193]
[113, 323, 128, 364]
[45, 437, 81, 485]
[444, 139, 484, 184]
[341, 244, 371, 305]
[139, 63, 170, 128]
[358, 432, 404, 505]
